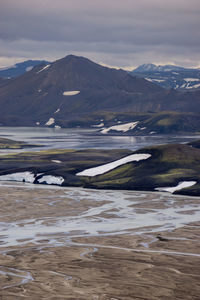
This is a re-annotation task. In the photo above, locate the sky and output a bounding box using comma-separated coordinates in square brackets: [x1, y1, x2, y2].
[0, 0, 200, 69]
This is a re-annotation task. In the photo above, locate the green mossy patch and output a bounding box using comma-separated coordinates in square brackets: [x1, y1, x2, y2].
[0, 137, 40, 149]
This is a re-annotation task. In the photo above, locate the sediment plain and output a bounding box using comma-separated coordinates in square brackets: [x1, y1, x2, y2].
[0, 182, 200, 299]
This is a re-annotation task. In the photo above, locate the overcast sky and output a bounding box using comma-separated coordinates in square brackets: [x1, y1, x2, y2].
[0, 0, 200, 69]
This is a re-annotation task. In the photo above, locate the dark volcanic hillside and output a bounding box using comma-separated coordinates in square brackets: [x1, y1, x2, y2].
[0, 55, 163, 126]
[0, 54, 199, 127]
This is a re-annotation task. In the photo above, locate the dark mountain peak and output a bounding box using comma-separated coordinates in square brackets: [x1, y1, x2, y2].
[54, 54, 101, 70]
[63, 54, 87, 61]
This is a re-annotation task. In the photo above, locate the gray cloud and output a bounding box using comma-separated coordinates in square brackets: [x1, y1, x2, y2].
[0, 0, 200, 68]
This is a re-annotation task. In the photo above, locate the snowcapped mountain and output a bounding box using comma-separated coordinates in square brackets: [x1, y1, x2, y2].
[131, 64, 200, 90]
[134, 64, 188, 73]
[0, 60, 50, 78]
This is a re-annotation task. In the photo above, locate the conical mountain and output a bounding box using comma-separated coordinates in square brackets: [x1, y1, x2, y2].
[0, 54, 199, 127]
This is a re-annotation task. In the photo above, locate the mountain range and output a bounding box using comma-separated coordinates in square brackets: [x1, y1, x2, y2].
[131, 63, 200, 90]
[0, 55, 200, 133]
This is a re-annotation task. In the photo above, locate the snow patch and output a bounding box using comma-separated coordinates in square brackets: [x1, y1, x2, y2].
[36, 122, 40, 125]
[38, 175, 64, 185]
[51, 160, 61, 164]
[0, 172, 35, 183]
[101, 122, 138, 134]
[54, 125, 61, 129]
[76, 153, 151, 177]
[155, 181, 196, 194]
[37, 64, 50, 73]
[145, 78, 165, 83]
[184, 78, 199, 82]
[91, 123, 104, 128]
[26, 66, 33, 72]
[63, 91, 80, 96]
[186, 83, 200, 89]
[54, 108, 60, 114]
[145, 78, 153, 82]
[45, 118, 55, 126]
[152, 79, 165, 83]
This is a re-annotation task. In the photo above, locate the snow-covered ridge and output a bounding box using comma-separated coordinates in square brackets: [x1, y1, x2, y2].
[37, 64, 50, 73]
[101, 122, 138, 134]
[76, 153, 151, 177]
[155, 181, 196, 193]
[63, 91, 80, 96]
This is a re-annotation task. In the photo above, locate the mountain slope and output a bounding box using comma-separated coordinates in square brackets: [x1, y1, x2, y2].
[0, 55, 163, 126]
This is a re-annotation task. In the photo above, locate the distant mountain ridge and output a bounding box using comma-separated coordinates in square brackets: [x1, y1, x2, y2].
[133, 63, 190, 73]
[0, 60, 50, 78]
[131, 63, 200, 90]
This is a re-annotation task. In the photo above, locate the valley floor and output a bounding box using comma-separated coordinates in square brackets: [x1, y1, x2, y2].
[0, 183, 200, 299]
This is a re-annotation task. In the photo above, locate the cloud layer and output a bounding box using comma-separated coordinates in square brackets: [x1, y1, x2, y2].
[0, 0, 200, 68]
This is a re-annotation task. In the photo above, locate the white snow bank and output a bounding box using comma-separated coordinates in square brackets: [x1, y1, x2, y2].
[184, 78, 199, 82]
[0, 172, 35, 183]
[38, 175, 64, 185]
[155, 181, 196, 194]
[51, 160, 61, 164]
[91, 123, 104, 128]
[101, 122, 138, 134]
[76, 153, 151, 177]
[37, 64, 50, 73]
[45, 118, 55, 126]
[63, 91, 80, 96]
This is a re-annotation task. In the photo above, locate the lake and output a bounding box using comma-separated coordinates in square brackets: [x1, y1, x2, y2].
[0, 127, 199, 154]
